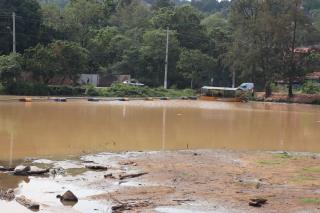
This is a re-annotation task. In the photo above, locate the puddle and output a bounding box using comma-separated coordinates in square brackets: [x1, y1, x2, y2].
[0, 173, 29, 191]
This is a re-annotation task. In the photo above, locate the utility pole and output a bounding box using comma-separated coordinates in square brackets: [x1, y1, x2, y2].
[232, 70, 235, 88]
[12, 12, 16, 54]
[164, 27, 169, 89]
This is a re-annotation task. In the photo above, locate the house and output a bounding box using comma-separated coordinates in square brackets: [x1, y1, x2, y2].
[294, 44, 320, 54]
[305, 71, 320, 84]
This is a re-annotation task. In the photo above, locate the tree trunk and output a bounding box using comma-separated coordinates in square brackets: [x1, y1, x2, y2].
[288, 0, 298, 98]
[265, 81, 272, 98]
[288, 78, 293, 98]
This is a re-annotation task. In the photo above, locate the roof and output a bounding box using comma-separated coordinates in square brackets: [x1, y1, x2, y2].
[306, 71, 320, 80]
[201, 86, 238, 91]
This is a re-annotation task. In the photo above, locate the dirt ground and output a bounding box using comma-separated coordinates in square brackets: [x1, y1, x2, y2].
[256, 92, 320, 104]
[87, 150, 320, 213]
[1, 150, 320, 212]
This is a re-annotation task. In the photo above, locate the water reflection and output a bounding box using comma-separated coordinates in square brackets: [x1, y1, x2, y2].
[161, 107, 166, 150]
[0, 173, 29, 190]
[0, 100, 319, 161]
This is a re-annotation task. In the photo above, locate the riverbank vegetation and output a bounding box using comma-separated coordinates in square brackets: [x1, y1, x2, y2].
[0, 81, 194, 97]
[0, 0, 320, 98]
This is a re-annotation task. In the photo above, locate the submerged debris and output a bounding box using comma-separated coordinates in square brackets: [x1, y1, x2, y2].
[111, 200, 151, 212]
[0, 189, 15, 201]
[85, 165, 109, 171]
[0, 166, 14, 172]
[16, 196, 40, 211]
[104, 173, 113, 178]
[119, 160, 138, 166]
[249, 198, 268, 207]
[119, 172, 148, 180]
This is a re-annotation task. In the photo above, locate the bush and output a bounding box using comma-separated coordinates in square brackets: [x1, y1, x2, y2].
[84, 83, 196, 97]
[49, 85, 85, 96]
[5, 82, 49, 96]
[0, 84, 5, 95]
[5, 82, 85, 96]
[301, 81, 320, 94]
[3, 82, 195, 97]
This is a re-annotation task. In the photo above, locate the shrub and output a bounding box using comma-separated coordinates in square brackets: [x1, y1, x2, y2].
[301, 81, 320, 94]
[5, 82, 49, 96]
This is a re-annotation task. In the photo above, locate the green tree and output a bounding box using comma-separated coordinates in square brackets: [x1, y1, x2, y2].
[140, 29, 180, 87]
[63, 0, 106, 46]
[88, 27, 132, 73]
[177, 49, 216, 88]
[280, 0, 314, 97]
[110, 0, 151, 31]
[228, 0, 286, 97]
[0, 0, 42, 54]
[24, 44, 60, 84]
[202, 12, 233, 86]
[151, 5, 209, 52]
[51, 40, 89, 83]
[0, 54, 23, 85]
[153, 0, 174, 10]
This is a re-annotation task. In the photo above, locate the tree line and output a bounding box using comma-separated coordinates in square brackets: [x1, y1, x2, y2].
[0, 0, 320, 97]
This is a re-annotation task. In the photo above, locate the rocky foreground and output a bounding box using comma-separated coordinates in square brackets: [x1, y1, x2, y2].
[0, 150, 320, 212]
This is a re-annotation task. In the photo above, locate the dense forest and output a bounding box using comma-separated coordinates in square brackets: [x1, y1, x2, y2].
[0, 0, 320, 96]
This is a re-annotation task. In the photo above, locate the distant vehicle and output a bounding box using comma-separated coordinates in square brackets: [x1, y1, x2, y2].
[238, 83, 255, 91]
[200, 83, 255, 102]
[123, 80, 145, 86]
[238, 83, 255, 97]
[200, 86, 243, 102]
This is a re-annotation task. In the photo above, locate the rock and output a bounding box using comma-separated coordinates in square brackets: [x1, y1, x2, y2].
[57, 190, 78, 202]
[249, 198, 268, 207]
[0, 166, 14, 172]
[0, 189, 15, 201]
[85, 165, 108, 171]
[28, 166, 49, 175]
[13, 165, 49, 176]
[14, 165, 31, 176]
[16, 196, 40, 211]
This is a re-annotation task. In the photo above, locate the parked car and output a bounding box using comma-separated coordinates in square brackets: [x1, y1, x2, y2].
[238, 83, 255, 97]
[123, 80, 145, 86]
[238, 83, 254, 91]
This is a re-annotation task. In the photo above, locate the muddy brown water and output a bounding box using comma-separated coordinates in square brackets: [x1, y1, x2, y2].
[0, 99, 319, 163]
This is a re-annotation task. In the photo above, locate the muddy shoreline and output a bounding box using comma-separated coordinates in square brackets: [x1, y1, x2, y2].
[1, 149, 320, 212]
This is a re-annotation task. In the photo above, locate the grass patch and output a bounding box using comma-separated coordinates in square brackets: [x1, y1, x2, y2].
[273, 152, 293, 159]
[302, 167, 320, 173]
[291, 175, 316, 183]
[300, 198, 320, 204]
[257, 159, 283, 165]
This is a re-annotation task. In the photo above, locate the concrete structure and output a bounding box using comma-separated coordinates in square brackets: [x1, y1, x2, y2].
[78, 74, 131, 87]
[78, 74, 99, 86]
